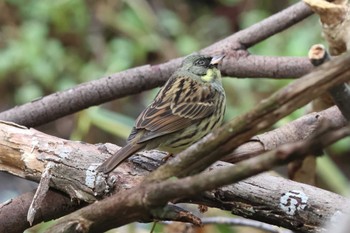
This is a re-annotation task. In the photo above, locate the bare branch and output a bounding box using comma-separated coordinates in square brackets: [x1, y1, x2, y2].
[222, 55, 311, 79]
[0, 2, 312, 127]
[0, 189, 82, 233]
[224, 106, 346, 163]
[204, 1, 312, 52]
[0, 117, 348, 232]
[0, 120, 111, 202]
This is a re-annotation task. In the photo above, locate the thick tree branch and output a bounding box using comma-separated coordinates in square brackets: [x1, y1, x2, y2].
[1, 106, 345, 201]
[0, 113, 348, 232]
[0, 2, 312, 127]
[196, 170, 350, 233]
[44, 123, 350, 233]
[0, 121, 113, 202]
[0, 106, 345, 233]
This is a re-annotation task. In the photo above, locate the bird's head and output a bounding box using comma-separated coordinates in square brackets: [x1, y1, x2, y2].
[180, 54, 225, 83]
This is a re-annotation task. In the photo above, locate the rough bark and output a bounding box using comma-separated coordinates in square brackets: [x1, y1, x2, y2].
[42, 123, 350, 233]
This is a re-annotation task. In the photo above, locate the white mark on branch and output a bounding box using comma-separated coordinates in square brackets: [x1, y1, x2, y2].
[40, 142, 53, 153]
[57, 146, 72, 159]
[279, 190, 308, 215]
[30, 137, 39, 153]
[85, 165, 98, 188]
[40, 141, 72, 159]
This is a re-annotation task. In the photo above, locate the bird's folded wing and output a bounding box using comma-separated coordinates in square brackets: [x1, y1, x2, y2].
[128, 76, 216, 143]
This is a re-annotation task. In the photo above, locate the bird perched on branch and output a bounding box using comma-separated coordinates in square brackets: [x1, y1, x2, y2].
[98, 54, 226, 174]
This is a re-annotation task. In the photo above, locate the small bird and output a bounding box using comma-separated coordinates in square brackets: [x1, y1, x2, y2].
[98, 54, 226, 173]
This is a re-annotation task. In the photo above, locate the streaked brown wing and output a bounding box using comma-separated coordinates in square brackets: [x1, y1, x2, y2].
[172, 101, 215, 119]
[128, 75, 216, 143]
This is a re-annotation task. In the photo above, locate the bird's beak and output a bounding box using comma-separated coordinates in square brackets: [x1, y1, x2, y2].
[210, 55, 225, 65]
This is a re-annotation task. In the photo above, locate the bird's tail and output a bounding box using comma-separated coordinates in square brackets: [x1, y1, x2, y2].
[97, 142, 145, 174]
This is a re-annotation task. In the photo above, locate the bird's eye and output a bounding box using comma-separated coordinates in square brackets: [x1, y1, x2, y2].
[194, 58, 210, 67]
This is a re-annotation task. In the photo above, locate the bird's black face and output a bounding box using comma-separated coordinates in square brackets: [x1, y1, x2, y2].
[181, 54, 224, 83]
[182, 55, 215, 76]
[194, 57, 215, 69]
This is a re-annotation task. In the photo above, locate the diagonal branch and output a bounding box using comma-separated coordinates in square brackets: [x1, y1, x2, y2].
[224, 105, 346, 163]
[204, 1, 312, 52]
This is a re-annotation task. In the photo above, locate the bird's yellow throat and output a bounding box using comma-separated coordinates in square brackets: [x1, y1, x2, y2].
[201, 68, 219, 82]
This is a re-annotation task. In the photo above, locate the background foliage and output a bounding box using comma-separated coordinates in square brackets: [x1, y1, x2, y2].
[0, 0, 348, 232]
